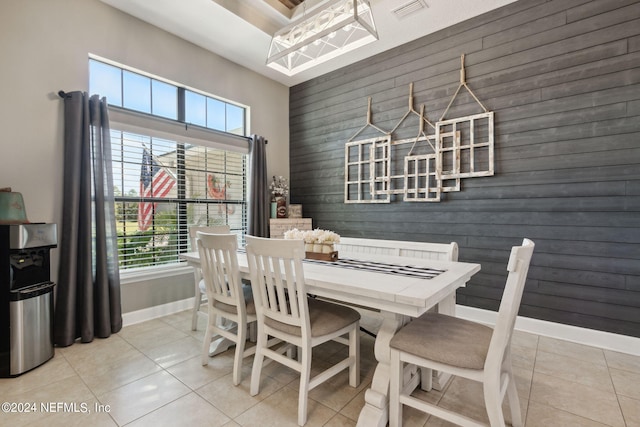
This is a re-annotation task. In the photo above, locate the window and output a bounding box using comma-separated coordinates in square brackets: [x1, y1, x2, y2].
[90, 58, 249, 270]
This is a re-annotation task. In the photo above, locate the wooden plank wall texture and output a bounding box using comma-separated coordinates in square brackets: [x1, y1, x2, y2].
[288, 0, 640, 338]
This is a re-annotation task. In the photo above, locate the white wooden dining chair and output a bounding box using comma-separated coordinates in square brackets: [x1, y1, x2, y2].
[189, 225, 231, 330]
[245, 236, 361, 426]
[196, 231, 254, 385]
[389, 238, 535, 427]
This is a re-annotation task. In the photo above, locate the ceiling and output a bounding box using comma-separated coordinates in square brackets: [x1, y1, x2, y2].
[99, 0, 517, 87]
[277, 0, 304, 9]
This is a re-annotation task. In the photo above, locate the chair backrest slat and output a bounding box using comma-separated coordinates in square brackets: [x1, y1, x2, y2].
[486, 238, 535, 372]
[196, 232, 243, 311]
[246, 236, 309, 333]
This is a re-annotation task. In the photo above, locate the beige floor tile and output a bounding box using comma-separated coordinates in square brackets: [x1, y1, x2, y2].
[164, 308, 209, 337]
[196, 370, 285, 419]
[287, 360, 371, 412]
[159, 307, 198, 327]
[338, 387, 367, 421]
[0, 354, 76, 399]
[126, 392, 230, 427]
[427, 376, 525, 426]
[618, 395, 640, 427]
[165, 353, 235, 389]
[339, 372, 443, 424]
[23, 402, 117, 427]
[323, 339, 378, 380]
[0, 375, 99, 427]
[534, 350, 615, 393]
[261, 356, 301, 385]
[400, 386, 447, 427]
[58, 334, 136, 368]
[96, 370, 190, 425]
[305, 364, 371, 412]
[119, 319, 189, 352]
[233, 384, 336, 427]
[511, 330, 539, 350]
[78, 350, 162, 396]
[610, 368, 640, 400]
[538, 336, 607, 366]
[529, 371, 625, 427]
[143, 335, 202, 368]
[324, 412, 358, 427]
[513, 364, 533, 399]
[118, 318, 170, 337]
[62, 335, 152, 369]
[525, 400, 613, 427]
[511, 342, 537, 371]
[605, 349, 640, 374]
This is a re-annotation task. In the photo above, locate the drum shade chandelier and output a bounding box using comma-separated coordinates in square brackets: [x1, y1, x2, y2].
[267, 0, 378, 76]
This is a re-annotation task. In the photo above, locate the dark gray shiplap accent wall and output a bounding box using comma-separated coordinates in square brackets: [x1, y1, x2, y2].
[288, 0, 640, 338]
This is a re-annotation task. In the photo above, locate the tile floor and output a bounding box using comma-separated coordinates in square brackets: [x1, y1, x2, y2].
[1, 309, 639, 426]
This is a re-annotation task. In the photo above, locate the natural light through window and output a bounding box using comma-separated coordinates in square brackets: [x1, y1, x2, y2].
[89, 58, 248, 270]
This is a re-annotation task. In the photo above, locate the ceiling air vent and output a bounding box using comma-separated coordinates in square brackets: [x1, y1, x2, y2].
[392, 0, 428, 19]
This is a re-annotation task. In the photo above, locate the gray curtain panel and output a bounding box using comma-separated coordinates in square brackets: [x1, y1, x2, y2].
[55, 91, 122, 346]
[248, 135, 269, 237]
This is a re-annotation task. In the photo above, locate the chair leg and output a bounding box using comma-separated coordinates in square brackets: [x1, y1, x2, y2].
[483, 375, 506, 427]
[192, 287, 202, 331]
[250, 329, 266, 396]
[389, 349, 402, 427]
[233, 319, 247, 386]
[298, 346, 312, 426]
[349, 325, 360, 387]
[201, 322, 212, 366]
[506, 372, 522, 427]
[249, 322, 257, 342]
[504, 355, 522, 427]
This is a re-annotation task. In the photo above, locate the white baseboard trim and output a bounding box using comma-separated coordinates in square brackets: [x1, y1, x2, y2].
[122, 298, 196, 327]
[456, 305, 640, 356]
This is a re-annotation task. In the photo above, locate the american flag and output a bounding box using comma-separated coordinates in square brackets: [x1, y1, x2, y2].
[138, 149, 176, 231]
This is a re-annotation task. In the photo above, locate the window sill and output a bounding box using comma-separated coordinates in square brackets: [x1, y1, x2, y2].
[120, 263, 194, 285]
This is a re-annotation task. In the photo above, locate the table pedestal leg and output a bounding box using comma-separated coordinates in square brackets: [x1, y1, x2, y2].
[356, 311, 408, 427]
[208, 317, 237, 357]
[208, 336, 235, 356]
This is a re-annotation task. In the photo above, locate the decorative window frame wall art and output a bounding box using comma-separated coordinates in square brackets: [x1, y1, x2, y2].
[344, 135, 391, 203]
[343, 54, 495, 204]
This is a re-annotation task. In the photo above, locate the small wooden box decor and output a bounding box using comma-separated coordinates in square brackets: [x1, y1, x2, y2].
[304, 242, 338, 261]
[305, 250, 339, 262]
[288, 204, 302, 218]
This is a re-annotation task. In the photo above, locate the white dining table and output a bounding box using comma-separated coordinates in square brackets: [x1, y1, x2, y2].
[180, 249, 480, 427]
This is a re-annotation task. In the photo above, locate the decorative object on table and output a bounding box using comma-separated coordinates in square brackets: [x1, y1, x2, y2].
[287, 204, 302, 218]
[269, 175, 289, 218]
[0, 188, 29, 224]
[284, 228, 340, 261]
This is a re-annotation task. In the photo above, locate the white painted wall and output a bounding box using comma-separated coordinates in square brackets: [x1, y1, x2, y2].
[0, 0, 289, 309]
